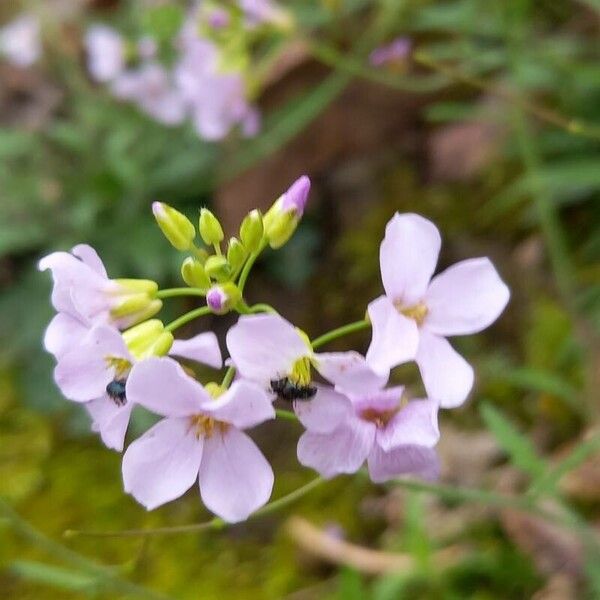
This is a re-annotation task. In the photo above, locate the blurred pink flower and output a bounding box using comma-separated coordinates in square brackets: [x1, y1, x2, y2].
[123, 357, 274, 522]
[0, 15, 41, 68]
[369, 37, 411, 67]
[85, 25, 125, 82]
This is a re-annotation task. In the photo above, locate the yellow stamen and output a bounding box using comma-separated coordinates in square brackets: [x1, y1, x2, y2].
[189, 414, 229, 439]
[394, 301, 429, 326]
[105, 356, 132, 378]
[290, 356, 312, 387]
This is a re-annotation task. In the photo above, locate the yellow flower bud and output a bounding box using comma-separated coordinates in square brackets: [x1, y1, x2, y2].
[239, 209, 264, 253]
[181, 257, 211, 290]
[153, 202, 196, 251]
[199, 208, 224, 245]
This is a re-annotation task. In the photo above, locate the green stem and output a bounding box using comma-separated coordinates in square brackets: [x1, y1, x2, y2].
[275, 408, 299, 421]
[311, 320, 371, 349]
[156, 288, 206, 300]
[237, 240, 268, 293]
[248, 303, 278, 314]
[220, 366, 236, 388]
[164, 306, 211, 333]
[64, 477, 324, 539]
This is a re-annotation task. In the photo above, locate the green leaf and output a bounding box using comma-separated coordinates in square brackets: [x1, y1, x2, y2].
[480, 403, 547, 479]
[10, 560, 97, 592]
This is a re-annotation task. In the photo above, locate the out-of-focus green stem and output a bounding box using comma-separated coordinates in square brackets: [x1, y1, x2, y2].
[221, 366, 236, 388]
[156, 288, 205, 299]
[311, 320, 370, 349]
[164, 306, 211, 332]
[275, 408, 298, 421]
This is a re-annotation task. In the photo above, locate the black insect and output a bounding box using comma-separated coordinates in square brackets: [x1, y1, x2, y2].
[270, 377, 317, 402]
[106, 378, 127, 406]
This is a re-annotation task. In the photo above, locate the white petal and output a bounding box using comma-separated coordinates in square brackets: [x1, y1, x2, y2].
[416, 330, 474, 408]
[380, 213, 441, 305]
[71, 244, 108, 278]
[199, 428, 274, 523]
[122, 417, 203, 510]
[367, 444, 440, 483]
[314, 351, 387, 395]
[425, 257, 510, 336]
[86, 396, 133, 452]
[43, 313, 89, 359]
[365, 295, 419, 372]
[169, 332, 222, 368]
[294, 386, 351, 434]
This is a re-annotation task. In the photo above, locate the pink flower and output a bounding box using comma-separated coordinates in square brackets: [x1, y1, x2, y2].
[39, 244, 161, 331]
[366, 213, 510, 408]
[295, 385, 439, 482]
[226, 314, 387, 397]
[0, 15, 41, 68]
[280, 175, 311, 217]
[85, 25, 125, 82]
[123, 357, 274, 522]
[239, 0, 290, 28]
[53, 324, 222, 452]
[369, 37, 411, 67]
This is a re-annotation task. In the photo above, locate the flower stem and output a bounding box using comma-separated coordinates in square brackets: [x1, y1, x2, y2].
[237, 240, 268, 293]
[221, 366, 236, 388]
[156, 288, 206, 300]
[63, 477, 324, 538]
[311, 319, 370, 349]
[164, 306, 211, 333]
[275, 408, 298, 421]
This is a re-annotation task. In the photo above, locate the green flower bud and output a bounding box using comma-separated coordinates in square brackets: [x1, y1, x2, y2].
[227, 237, 247, 272]
[204, 255, 231, 282]
[152, 202, 196, 251]
[199, 208, 224, 245]
[239, 209, 264, 253]
[206, 282, 242, 315]
[109, 279, 161, 327]
[181, 257, 211, 291]
[123, 319, 174, 360]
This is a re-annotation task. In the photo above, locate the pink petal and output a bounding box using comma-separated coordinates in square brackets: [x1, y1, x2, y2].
[367, 444, 440, 483]
[86, 396, 133, 452]
[198, 428, 274, 522]
[54, 325, 130, 402]
[70, 281, 116, 323]
[200, 380, 275, 429]
[294, 386, 351, 434]
[425, 257, 510, 336]
[122, 417, 203, 510]
[297, 418, 375, 478]
[365, 295, 419, 372]
[380, 213, 441, 305]
[169, 332, 222, 368]
[71, 244, 108, 277]
[416, 330, 474, 408]
[350, 385, 404, 414]
[226, 314, 309, 384]
[44, 313, 89, 359]
[376, 398, 439, 452]
[314, 351, 387, 395]
[126, 357, 209, 417]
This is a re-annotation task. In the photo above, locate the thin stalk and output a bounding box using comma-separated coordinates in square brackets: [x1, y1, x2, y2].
[156, 288, 206, 300]
[220, 366, 236, 388]
[311, 320, 370, 349]
[164, 306, 211, 333]
[275, 408, 299, 421]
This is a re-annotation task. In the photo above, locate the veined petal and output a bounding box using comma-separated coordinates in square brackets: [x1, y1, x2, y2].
[367, 444, 439, 483]
[416, 330, 474, 408]
[199, 428, 274, 523]
[425, 257, 510, 336]
[169, 332, 222, 369]
[126, 357, 209, 417]
[294, 385, 352, 434]
[200, 380, 275, 429]
[86, 396, 133, 452]
[297, 418, 375, 479]
[226, 314, 309, 384]
[380, 213, 441, 305]
[314, 351, 387, 395]
[71, 244, 108, 278]
[366, 295, 419, 372]
[122, 417, 203, 510]
[376, 398, 439, 452]
[44, 312, 89, 359]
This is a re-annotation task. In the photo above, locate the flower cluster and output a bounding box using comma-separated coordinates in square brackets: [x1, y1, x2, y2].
[85, 0, 290, 140]
[41, 175, 509, 523]
[0, 14, 41, 68]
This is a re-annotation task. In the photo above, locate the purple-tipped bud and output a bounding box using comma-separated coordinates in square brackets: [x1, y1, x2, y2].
[205, 283, 241, 315]
[206, 287, 226, 312]
[281, 175, 311, 217]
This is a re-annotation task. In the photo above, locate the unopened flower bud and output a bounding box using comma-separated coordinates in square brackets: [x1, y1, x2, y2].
[152, 202, 196, 251]
[204, 255, 231, 282]
[110, 279, 161, 327]
[206, 283, 241, 314]
[181, 257, 211, 290]
[199, 208, 224, 245]
[227, 237, 246, 272]
[123, 319, 174, 360]
[239, 209, 264, 253]
[263, 175, 311, 249]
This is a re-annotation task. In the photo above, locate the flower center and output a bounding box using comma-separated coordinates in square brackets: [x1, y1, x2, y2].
[105, 356, 132, 378]
[189, 414, 229, 439]
[290, 356, 312, 387]
[359, 407, 399, 428]
[393, 300, 429, 326]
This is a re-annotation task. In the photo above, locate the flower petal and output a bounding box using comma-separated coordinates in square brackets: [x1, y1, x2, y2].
[294, 385, 351, 434]
[380, 213, 441, 305]
[365, 295, 419, 372]
[297, 418, 375, 478]
[44, 313, 89, 359]
[416, 330, 474, 408]
[425, 257, 510, 336]
[86, 396, 133, 452]
[54, 325, 130, 402]
[200, 380, 275, 429]
[169, 332, 222, 368]
[71, 244, 108, 277]
[314, 351, 388, 395]
[376, 398, 439, 452]
[226, 314, 309, 384]
[199, 428, 274, 523]
[122, 417, 203, 510]
[126, 357, 209, 417]
[367, 444, 440, 483]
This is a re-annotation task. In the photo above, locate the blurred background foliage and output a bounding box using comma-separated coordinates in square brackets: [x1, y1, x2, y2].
[1, 0, 600, 598]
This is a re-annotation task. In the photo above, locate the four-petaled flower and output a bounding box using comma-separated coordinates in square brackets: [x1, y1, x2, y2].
[367, 213, 510, 407]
